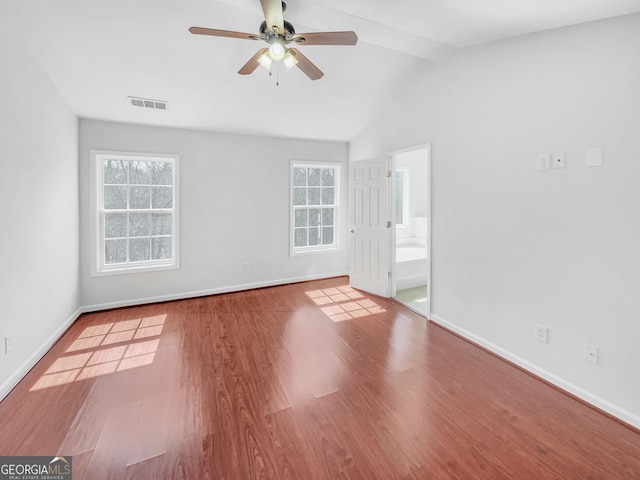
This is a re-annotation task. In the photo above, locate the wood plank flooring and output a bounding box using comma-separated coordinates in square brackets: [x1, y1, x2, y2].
[1, 277, 639, 479]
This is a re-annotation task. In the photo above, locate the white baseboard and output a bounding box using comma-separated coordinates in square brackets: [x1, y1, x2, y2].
[430, 313, 640, 430]
[396, 274, 429, 291]
[0, 307, 82, 401]
[81, 271, 349, 313]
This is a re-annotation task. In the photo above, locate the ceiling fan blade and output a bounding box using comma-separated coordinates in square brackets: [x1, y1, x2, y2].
[189, 26, 259, 40]
[260, 0, 285, 34]
[238, 49, 268, 75]
[292, 31, 358, 46]
[290, 48, 324, 81]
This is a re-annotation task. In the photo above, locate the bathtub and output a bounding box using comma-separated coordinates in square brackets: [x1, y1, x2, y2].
[395, 239, 428, 290]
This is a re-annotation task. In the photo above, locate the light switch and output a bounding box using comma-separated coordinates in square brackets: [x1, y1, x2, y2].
[537, 154, 551, 171]
[552, 152, 566, 169]
[587, 147, 602, 167]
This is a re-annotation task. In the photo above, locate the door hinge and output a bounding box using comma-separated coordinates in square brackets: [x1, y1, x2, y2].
[387, 170, 392, 178]
[386, 221, 392, 228]
[387, 271, 392, 279]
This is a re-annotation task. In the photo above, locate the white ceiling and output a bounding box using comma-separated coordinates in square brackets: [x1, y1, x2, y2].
[3, 0, 640, 141]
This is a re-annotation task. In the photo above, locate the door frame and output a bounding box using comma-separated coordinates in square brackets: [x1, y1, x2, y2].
[389, 144, 432, 318]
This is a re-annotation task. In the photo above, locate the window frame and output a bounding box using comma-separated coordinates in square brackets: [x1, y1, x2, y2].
[90, 150, 180, 276]
[289, 161, 341, 257]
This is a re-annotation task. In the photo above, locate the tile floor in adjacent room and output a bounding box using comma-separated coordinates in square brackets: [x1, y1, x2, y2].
[394, 285, 428, 316]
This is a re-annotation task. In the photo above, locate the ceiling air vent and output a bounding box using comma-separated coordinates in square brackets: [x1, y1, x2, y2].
[128, 96, 168, 110]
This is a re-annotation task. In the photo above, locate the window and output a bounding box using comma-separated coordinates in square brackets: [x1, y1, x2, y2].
[291, 162, 340, 255]
[395, 168, 410, 227]
[92, 151, 179, 275]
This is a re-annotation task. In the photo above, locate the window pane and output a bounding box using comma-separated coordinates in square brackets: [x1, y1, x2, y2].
[151, 213, 172, 235]
[321, 168, 335, 186]
[104, 160, 127, 184]
[322, 227, 334, 245]
[293, 168, 307, 186]
[104, 186, 127, 209]
[104, 213, 127, 238]
[321, 187, 334, 206]
[309, 227, 321, 246]
[294, 228, 307, 247]
[322, 208, 334, 226]
[98, 155, 177, 271]
[308, 188, 321, 206]
[293, 187, 307, 206]
[129, 213, 150, 237]
[152, 186, 173, 209]
[308, 168, 321, 186]
[129, 186, 150, 209]
[130, 161, 152, 185]
[105, 239, 127, 264]
[309, 208, 321, 226]
[294, 209, 308, 227]
[151, 162, 173, 185]
[129, 238, 150, 262]
[291, 164, 339, 253]
[152, 237, 172, 260]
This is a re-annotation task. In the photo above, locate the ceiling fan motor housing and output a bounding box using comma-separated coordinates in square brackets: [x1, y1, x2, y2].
[260, 20, 296, 40]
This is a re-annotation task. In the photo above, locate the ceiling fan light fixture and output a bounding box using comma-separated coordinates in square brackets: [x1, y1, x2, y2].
[283, 50, 298, 70]
[268, 41, 286, 61]
[257, 50, 273, 70]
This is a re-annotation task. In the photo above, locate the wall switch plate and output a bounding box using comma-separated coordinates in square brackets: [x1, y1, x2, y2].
[584, 344, 599, 364]
[535, 324, 549, 344]
[4, 334, 14, 354]
[537, 154, 551, 171]
[241, 262, 249, 272]
[587, 147, 603, 167]
[552, 152, 566, 169]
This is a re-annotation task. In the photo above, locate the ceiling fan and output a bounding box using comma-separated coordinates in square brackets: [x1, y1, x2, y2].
[189, 0, 358, 80]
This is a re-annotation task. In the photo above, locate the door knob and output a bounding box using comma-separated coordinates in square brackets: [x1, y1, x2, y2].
[349, 229, 355, 234]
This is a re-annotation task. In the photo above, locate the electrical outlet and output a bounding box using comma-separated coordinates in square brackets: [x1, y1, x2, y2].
[4, 334, 14, 354]
[584, 344, 599, 364]
[552, 152, 566, 169]
[535, 324, 549, 344]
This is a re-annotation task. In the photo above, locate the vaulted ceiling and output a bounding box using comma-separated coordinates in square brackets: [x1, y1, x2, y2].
[3, 0, 640, 141]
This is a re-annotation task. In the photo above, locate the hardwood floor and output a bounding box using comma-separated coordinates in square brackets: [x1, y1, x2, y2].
[1, 277, 638, 479]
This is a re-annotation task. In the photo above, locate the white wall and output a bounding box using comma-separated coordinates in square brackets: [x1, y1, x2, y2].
[0, 31, 80, 396]
[350, 13, 640, 427]
[79, 120, 349, 308]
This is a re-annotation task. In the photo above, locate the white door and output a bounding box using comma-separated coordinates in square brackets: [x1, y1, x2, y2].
[348, 157, 392, 297]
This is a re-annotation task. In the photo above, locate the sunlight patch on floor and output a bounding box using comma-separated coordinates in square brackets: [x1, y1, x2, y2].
[29, 315, 166, 391]
[306, 286, 386, 322]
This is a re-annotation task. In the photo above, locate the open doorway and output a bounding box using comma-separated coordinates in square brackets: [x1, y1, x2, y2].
[391, 145, 431, 317]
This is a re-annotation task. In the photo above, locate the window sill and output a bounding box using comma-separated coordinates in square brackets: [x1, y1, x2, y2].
[91, 262, 179, 277]
[290, 246, 340, 257]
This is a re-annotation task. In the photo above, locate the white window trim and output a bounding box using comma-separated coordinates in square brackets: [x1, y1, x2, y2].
[90, 150, 180, 276]
[289, 160, 341, 257]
